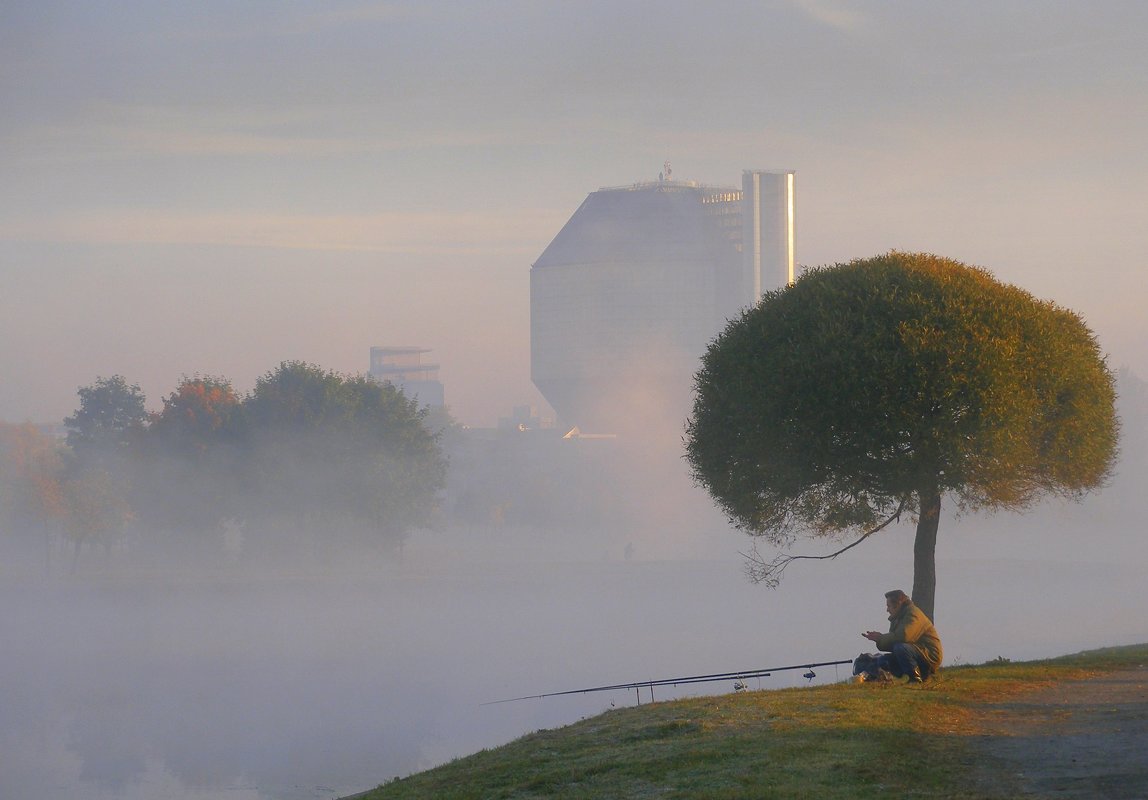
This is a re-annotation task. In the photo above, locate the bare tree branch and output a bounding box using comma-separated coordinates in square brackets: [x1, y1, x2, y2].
[741, 497, 908, 587]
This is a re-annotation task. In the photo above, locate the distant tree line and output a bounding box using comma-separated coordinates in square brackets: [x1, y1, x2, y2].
[0, 362, 447, 567]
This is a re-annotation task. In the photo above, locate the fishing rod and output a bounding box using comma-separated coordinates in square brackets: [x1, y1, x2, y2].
[482, 659, 853, 706]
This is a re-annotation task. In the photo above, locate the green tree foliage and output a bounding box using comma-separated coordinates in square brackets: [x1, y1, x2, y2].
[686, 252, 1118, 618]
[238, 361, 447, 547]
[64, 375, 148, 466]
[58, 376, 145, 559]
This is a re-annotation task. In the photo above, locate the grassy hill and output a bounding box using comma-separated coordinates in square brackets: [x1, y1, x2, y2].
[345, 644, 1148, 799]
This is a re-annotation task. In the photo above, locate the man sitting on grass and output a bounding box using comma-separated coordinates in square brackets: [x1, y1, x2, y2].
[858, 589, 943, 683]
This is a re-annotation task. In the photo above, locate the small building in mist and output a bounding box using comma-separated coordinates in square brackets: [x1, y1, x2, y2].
[369, 346, 445, 408]
[530, 167, 796, 432]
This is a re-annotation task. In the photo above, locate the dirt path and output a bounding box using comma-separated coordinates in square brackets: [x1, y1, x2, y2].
[972, 667, 1148, 798]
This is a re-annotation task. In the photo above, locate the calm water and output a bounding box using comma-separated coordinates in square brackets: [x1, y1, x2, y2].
[3, 521, 1145, 799]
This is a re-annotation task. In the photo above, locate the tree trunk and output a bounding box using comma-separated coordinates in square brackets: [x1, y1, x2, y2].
[911, 487, 941, 621]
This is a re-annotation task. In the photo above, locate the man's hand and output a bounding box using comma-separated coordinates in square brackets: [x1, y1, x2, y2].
[862, 631, 883, 642]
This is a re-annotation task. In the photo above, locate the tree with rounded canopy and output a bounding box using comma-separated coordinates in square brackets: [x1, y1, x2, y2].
[64, 375, 147, 466]
[686, 252, 1118, 619]
[60, 376, 146, 559]
[237, 361, 447, 546]
[148, 375, 240, 457]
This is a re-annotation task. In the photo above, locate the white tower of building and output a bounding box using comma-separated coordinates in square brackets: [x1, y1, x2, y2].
[742, 169, 796, 300]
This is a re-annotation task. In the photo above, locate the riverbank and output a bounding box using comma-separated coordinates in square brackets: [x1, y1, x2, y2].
[346, 644, 1148, 799]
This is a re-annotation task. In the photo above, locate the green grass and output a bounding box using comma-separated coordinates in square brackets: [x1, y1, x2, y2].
[352, 644, 1148, 799]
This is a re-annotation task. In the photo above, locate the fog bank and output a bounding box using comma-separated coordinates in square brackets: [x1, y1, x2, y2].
[3, 512, 1146, 799]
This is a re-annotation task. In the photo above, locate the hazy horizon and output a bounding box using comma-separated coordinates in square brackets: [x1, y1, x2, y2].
[4, 2, 1148, 427]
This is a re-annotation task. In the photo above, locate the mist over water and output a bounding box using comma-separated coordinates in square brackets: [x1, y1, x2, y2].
[3, 376, 1146, 799]
[5, 512, 1147, 799]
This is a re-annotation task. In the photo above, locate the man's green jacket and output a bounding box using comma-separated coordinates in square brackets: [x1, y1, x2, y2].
[876, 601, 943, 669]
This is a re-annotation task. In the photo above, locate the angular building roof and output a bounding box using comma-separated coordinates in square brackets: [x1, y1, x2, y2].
[533, 181, 740, 270]
[530, 181, 744, 432]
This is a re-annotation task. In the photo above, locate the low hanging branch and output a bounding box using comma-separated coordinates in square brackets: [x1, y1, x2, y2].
[741, 497, 908, 587]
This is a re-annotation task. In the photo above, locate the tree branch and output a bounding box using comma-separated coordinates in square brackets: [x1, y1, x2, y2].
[740, 497, 908, 587]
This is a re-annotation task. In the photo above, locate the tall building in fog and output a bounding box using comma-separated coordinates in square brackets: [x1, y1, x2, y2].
[530, 168, 795, 431]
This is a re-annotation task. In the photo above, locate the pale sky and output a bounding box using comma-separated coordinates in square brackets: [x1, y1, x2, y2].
[3, 1, 1146, 427]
